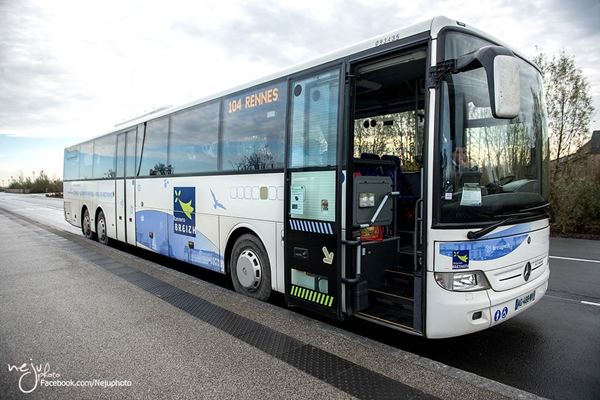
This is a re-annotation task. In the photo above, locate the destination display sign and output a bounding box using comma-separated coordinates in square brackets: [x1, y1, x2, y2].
[228, 87, 280, 113]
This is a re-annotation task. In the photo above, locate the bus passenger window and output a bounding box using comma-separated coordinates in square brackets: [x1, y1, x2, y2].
[289, 69, 340, 168]
[220, 80, 287, 171]
[139, 117, 169, 176]
[169, 101, 219, 174]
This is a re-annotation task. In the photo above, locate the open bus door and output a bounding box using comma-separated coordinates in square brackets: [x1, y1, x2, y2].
[344, 50, 428, 335]
[283, 51, 427, 334]
[284, 66, 346, 320]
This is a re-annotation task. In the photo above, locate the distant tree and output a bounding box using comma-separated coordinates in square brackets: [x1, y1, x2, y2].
[533, 49, 595, 177]
[30, 170, 50, 192]
[7, 170, 63, 194]
[534, 49, 598, 236]
[354, 111, 423, 171]
[231, 145, 275, 171]
[151, 163, 173, 175]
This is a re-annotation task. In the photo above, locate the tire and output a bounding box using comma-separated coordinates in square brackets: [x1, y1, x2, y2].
[96, 210, 109, 245]
[230, 234, 272, 301]
[82, 208, 95, 240]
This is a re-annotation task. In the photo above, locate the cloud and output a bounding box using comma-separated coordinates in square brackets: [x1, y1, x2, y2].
[0, 1, 81, 134]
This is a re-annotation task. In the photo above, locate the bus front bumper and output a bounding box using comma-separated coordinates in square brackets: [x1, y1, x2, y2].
[425, 266, 549, 339]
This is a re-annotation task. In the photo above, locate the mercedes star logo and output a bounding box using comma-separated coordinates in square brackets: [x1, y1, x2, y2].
[523, 262, 532, 282]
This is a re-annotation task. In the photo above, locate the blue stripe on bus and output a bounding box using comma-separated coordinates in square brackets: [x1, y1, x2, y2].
[439, 234, 529, 261]
[289, 219, 333, 235]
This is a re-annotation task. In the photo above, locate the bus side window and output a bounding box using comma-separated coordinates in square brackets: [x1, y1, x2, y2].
[139, 117, 169, 177]
[169, 101, 219, 174]
[289, 68, 340, 168]
[220, 80, 287, 171]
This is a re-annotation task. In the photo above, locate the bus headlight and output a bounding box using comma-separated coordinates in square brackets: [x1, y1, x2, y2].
[435, 271, 490, 292]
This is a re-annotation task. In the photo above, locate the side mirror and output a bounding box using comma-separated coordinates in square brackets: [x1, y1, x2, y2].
[456, 46, 520, 119]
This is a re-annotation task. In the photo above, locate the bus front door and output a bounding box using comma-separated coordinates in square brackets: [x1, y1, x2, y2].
[284, 67, 345, 320]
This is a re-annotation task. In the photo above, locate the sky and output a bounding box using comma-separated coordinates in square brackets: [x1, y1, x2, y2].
[1, 0, 599, 185]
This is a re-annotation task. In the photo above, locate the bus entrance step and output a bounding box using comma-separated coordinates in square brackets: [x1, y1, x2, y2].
[384, 268, 413, 286]
[369, 285, 414, 309]
[396, 249, 418, 270]
[358, 303, 414, 331]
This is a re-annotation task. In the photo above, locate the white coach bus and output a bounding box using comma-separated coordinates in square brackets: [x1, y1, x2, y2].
[64, 16, 550, 338]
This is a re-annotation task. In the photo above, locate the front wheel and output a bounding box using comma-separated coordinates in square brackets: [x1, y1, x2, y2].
[96, 210, 109, 245]
[230, 234, 271, 301]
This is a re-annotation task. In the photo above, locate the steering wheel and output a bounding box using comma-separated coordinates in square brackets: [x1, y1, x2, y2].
[498, 174, 515, 184]
[485, 174, 516, 194]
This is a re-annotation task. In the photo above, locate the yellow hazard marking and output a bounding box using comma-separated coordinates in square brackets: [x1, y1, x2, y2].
[290, 285, 334, 307]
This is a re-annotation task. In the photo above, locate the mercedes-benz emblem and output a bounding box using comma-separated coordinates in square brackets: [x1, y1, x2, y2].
[523, 262, 532, 282]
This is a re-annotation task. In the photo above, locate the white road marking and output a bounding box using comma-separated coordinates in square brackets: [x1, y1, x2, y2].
[545, 295, 579, 303]
[581, 301, 600, 307]
[545, 295, 600, 307]
[549, 256, 600, 264]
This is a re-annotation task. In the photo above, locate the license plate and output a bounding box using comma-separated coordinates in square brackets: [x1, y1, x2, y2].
[515, 290, 536, 311]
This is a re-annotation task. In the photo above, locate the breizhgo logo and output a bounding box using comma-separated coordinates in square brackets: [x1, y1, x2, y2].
[174, 187, 196, 237]
[452, 250, 469, 269]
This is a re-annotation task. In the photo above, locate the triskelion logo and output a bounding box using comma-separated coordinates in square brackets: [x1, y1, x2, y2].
[174, 187, 196, 237]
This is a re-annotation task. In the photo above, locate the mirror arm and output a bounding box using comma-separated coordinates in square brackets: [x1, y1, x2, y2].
[428, 60, 457, 88]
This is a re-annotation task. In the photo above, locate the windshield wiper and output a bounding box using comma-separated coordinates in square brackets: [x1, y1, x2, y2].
[467, 217, 516, 240]
[467, 202, 552, 240]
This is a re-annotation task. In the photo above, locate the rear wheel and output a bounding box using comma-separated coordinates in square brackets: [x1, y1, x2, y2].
[96, 210, 109, 245]
[230, 234, 271, 301]
[82, 208, 95, 239]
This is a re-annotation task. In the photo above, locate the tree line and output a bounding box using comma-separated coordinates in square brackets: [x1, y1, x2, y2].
[6, 170, 63, 194]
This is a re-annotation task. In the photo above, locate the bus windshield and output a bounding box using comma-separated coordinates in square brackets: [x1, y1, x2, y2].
[438, 32, 550, 225]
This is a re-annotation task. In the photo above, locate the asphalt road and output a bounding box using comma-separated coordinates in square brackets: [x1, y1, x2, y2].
[1, 192, 599, 399]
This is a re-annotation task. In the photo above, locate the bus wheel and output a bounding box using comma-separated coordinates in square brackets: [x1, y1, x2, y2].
[82, 208, 95, 240]
[96, 210, 109, 245]
[230, 234, 271, 301]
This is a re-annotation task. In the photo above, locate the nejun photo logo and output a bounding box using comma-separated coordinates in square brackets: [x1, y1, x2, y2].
[6, 359, 132, 394]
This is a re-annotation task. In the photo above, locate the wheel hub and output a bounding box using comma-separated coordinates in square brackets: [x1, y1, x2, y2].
[83, 215, 90, 234]
[98, 219, 106, 240]
[236, 250, 261, 291]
